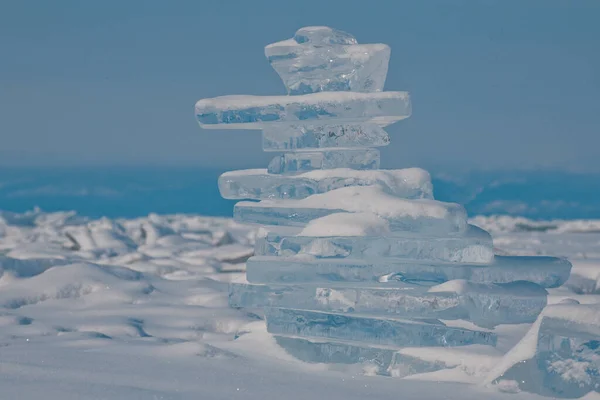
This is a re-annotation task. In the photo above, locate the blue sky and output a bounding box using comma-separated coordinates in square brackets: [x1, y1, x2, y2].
[1, 0, 599, 171]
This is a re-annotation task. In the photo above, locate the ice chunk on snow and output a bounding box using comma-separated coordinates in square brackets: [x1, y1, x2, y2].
[246, 254, 571, 288]
[265, 26, 390, 95]
[274, 335, 459, 377]
[265, 308, 497, 348]
[429, 280, 547, 327]
[255, 225, 494, 263]
[274, 335, 400, 375]
[195, 91, 411, 129]
[234, 185, 467, 234]
[267, 149, 380, 174]
[219, 168, 433, 200]
[262, 124, 390, 151]
[229, 281, 458, 316]
[230, 279, 546, 327]
[486, 303, 600, 398]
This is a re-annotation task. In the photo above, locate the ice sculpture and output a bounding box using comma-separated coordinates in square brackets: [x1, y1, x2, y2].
[195, 26, 573, 378]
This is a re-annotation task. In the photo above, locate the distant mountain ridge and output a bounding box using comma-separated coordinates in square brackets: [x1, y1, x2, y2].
[432, 169, 600, 220]
[0, 167, 598, 220]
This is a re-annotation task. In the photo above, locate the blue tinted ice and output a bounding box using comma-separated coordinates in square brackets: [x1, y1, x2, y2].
[230, 280, 547, 327]
[234, 185, 467, 234]
[263, 124, 390, 151]
[196, 25, 574, 380]
[195, 92, 411, 129]
[246, 255, 571, 288]
[265, 26, 390, 95]
[265, 308, 497, 348]
[218, 168, 433, 200]
[267, 149, 380, 174]
[487, 304, 600, 397]
[254, 225, 493, 263]
[273, 335, 448, 377]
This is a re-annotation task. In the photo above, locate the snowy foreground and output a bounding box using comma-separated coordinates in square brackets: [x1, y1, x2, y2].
[0, 210, 599, 399]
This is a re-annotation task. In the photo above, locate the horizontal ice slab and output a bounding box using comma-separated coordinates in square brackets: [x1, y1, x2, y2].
[429, 280, 548, 327]
[274, 335, 400, 375]
[229, 280, 547, 327]
[262, 124, 390, 151]
[246, 254, 571, 288]
[267, 149, 380, 174]
[265, 308, 497, 348]
[487, 304, 600, 398]
[274, 335, 468, 377]
[234, 186, 467, 234]
[255, 225, 494, 263]
[219, 168, 432, 200]
[265, 26, 391, 94]
[195, 91, 411, 129]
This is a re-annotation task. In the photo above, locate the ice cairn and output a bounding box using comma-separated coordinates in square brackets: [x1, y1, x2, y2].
[195, 27, 597, 396]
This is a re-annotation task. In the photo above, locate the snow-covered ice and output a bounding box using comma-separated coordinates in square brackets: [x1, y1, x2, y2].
[254, 224, 494, 263]
[218, 167, 433, 200]
[0, 209, 598, 398]
[234, 185, 467, 234]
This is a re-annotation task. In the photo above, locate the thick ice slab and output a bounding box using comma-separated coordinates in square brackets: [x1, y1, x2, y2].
[265, 308, 497, 348]
[254, 225, 494, 264]
[273, 335, 466, 378]
[246, 254, 571, 288]
[262, 124, 390, 151]
[229, 280, 547, 327]
[265, 26, 390, 95]
[429, 280, 547, 327]
[267, 149, 380, 174]
[487, 303, 600, 398]
[218, 168, 432, 200]
[195, 91, 411, 129]
[274, 335, 400, 375]
[234, 185, 466, 234]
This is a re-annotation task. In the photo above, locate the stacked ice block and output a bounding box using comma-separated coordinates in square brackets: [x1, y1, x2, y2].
[195, 26, 572, 374]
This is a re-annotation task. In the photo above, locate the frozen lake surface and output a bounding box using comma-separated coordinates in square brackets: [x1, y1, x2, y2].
[0, 209, 598, 399]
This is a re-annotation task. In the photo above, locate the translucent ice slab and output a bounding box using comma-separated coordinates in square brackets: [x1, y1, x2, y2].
[234, 185, 466, 234]
[429, 280, 548, 327]
[254, 225, 494, 264]
[267, 149, 380, 174]
[274, 335, 455, 377]
[262, 124, 390, 151]
[487, 304, 600, 398]
[218, 168, 432, 200]
[229, 280, 547, 327]
[265, 308, 497, 348]
[265, 26, 391, 94]
[274, 335, 400, 375]
[195, 91, 411, 129]
[246, 255, 571, 288]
